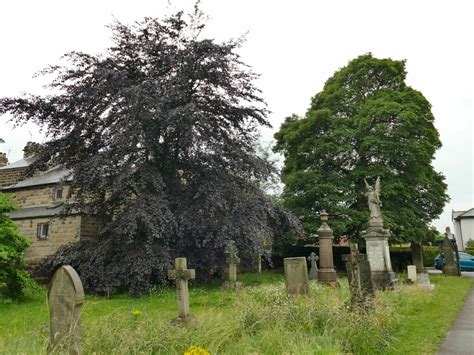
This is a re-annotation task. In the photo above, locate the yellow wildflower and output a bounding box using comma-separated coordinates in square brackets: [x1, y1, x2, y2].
[131, 308, 142, 316]
[184, 345, 210, 355]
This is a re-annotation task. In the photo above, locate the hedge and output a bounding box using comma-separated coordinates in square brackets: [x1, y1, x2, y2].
[269, 245, 442, 273]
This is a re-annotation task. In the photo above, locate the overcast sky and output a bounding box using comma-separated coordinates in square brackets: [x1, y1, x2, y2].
[0, 0, 472, 232]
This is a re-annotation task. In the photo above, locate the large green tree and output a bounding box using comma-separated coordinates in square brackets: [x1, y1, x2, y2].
[0, 10, 300, 295]
[274, 54, 448, 243]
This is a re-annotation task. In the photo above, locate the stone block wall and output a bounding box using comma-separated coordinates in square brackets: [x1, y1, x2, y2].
[0, 167, 28, 188]
[15, 215, 82, 263]
[9, 185, 70, 207]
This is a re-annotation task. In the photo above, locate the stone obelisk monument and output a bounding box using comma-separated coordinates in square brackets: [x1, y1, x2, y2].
[317, 210, 337, 286]
[362, 177, 399, 289]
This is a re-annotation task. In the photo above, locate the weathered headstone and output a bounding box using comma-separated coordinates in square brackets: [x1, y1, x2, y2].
[442, 236, 460, 276]
[418, 272, 435, 290]
[222, 249, 243, 290]
[362, 177, 399, 289]
[307, 252, 319, 280]
[168, 257, 195, 323]
[284, 257, 309, 296]
[407, 265, 417, 283]
[48, 265, 84, 355]
[317, 210, 337, 286]
[255, 254, 262, 274]
[342, 243, 374, 307]
[410, 242, 425, 273]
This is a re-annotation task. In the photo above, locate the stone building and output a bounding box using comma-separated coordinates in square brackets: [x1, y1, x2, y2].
[0, 142, 97, 264]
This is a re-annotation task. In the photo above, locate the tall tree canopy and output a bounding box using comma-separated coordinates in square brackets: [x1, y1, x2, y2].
[0, 10, 300, 295]
[274, 54, 448, 243]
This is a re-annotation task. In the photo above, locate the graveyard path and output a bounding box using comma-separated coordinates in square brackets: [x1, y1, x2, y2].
[438, 272, 474, 355]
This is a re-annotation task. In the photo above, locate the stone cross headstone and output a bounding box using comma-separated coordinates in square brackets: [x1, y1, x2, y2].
[284, 257, 309, 296]
[222, 250, 243, 289]
[317, 210, 337, 286]
[307, 252, 319, 280]
[48, 265, 84, 355]
[342, 243, 374, 307]
[442, 236, 460, 276]
[407, 265, 417, 284]
[168, 257, 195, 323]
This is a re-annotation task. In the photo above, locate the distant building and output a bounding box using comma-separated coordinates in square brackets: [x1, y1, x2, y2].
[0, 142, 97, 264]
[452, 208, 474, 251]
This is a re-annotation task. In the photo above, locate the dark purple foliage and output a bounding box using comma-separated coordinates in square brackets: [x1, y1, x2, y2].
[1, 9, 301, 295]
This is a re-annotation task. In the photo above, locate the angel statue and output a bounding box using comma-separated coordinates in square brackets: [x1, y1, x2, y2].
[364, 177, 382, 220]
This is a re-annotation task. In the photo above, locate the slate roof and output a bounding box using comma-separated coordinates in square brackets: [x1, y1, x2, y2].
[0, 156, 37, 170]
[2, 166, 72, 190]
[453, 208, 474, 219]
[7, 203, 66, 219]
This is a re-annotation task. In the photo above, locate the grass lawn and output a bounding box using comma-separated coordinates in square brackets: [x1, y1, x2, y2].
[0, 271, 472, 354]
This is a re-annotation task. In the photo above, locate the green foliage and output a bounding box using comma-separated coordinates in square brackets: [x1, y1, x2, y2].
[466, 240, 474, 248]
[0, 193, 32, 300]
[274, 54, 449, 243]
[1, 272, 472, 354]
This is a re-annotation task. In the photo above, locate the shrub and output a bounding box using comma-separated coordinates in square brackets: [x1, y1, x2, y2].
[466, 240, 474, 248]
[0, 193, 33, 299]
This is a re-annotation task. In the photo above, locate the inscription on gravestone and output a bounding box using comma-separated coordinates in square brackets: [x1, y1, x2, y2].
[284, 257, 309, 296]
[48, 265, 84, 355]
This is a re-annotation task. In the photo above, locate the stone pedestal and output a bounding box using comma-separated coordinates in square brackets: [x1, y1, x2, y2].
[317, 210, 337, 286]
[362, 220, 399, 290]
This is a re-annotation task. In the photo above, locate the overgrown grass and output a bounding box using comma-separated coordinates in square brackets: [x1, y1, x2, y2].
[0, 271, 472, 354]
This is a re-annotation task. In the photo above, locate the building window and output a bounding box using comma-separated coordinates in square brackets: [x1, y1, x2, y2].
[53, 187, 63, 200]
[37, 223, 49, 240]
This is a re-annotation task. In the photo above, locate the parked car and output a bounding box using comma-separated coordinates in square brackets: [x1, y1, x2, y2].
[434, 251, 474, 271]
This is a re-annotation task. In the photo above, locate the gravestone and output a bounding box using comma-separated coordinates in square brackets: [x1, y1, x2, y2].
[222, 248, 243, 290]
[442, 236, 460, 276]
[407, 265, 417, 283]
[307, 252, 319, 281]
[255, 254, 262, 274]
[418, 272, 435, 290]
[48, 265, 84, 355]
[342, 243, 374, 307]
[317, 210, 337, 286]
[410, 242, 425, 272]
[284, 257, 309, 296]
[362, 177, 399, 289]
[168, 257, 196, 323]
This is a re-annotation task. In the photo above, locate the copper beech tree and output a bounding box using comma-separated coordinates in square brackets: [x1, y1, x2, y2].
[0, 10, 300, 295]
